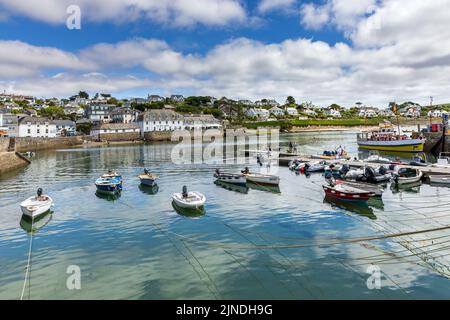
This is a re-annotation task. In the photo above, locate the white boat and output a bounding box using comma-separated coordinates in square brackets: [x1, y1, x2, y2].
[304, 161, 328, 173]
[431, 152, 450, 168]
[172, 187, 206, 209]
[214, 170, 247, 186]
[429, 175, 450, 185]
[335, 180, 384, 197]
[365, 155, 391, 164]
[20, 189, 53, 218]
[393, 168, 423, 185]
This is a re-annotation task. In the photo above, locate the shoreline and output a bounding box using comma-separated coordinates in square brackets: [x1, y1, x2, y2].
[287, 125, 379, 133]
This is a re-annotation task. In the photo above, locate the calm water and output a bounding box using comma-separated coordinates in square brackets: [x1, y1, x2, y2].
[1, 131, 450, 300]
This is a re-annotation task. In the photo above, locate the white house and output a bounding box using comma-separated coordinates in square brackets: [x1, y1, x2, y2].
[270, 107, 285, 117]
[246, 108, 270, 120]
[18, 117, 57, 138]
[53, 120, 76, 136]
[138, 109, 184, 134]
[147, 95, 165, 103]
[304, 109, 317, 117]
[184, 115, 222, 130]
[378, 109, 395, 117]
[327, 109, 342, 118]
[111, 107, 139, 124]
[90, 123, 140, 136]
[170, 95, 185, 102]
[286, 107, 299, 116]
[359, 108, 378, 118]
[238, 100, 255, 106]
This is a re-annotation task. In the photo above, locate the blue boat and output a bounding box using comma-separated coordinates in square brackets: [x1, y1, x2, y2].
[95, 172, 123, 194]
[138, 169, 159, 187]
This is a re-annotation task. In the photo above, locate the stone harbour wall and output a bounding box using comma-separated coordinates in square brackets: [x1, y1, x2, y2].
[15, 136, 84, 152]
[143, 131, 173, 142]
[95, 132, 141, 142]
[0, 137, 9, 152]
[0, 152, 29, 176]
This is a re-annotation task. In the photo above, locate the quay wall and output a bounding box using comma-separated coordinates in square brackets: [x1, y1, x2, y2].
[15, 136, 84, 152]
[424, 132, 450, 153]
[0, 152, 29, 176]
[94, 132, 141, 142]
[0, 137, 9, 152]
[144, 131, 173, 142]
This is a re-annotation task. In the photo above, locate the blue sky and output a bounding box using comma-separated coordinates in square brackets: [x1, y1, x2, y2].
[0, 0, 449, 107]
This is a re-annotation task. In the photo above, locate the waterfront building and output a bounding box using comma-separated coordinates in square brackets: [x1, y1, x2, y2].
[138, 110, 184, 134]
[85, 104, 115, 123]
[111, 107, 140, 124]
[246, 108, 270, 120]
[359, 108, 379, 118]
[184, 115, 222, 130]
[304, 109, 317, 117]
[18, 116, 56, 138]
[53, 120, 76, 137]
[90, 123, 140, 137]
[270, 107, 284, 117]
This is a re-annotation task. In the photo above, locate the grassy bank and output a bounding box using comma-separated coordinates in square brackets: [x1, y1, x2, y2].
[243, 118, 383, 130]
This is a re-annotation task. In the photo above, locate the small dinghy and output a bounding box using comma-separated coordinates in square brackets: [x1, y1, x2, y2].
[138, 168, 159, 187]
[393, 167, 423, 185]
[334, 180, 384, 198]
[323, 183, 374, 202]
[20, 188, 53, 219]
[356, 166, 392, 184]
[172, 186, 206, 209]
[214, 169, 247, 186]
[95, 172, 123, 194]
[429, 175, 450, 185]
[241, 167, 280, 186]
[365, 155, 391, 164]
[304, 161, 328, 173]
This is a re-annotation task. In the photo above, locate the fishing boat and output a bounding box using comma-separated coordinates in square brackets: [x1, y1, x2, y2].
[138, 169, 159, 187]
[20, 188, 53, 219]
[95, 173, 123, 194]
[214, 180, 249, 194]
[393, 167, 423, 185]
[312, 147, 349, 160]
[323, 184, 374, 202]
[357, 123, 425, 152]
[214, 169, 247, 186]
[334, 180, 384, 198]
[429, 175, 450, 185]
[241, 168, 280, 186]
[172, 186, 206, 209]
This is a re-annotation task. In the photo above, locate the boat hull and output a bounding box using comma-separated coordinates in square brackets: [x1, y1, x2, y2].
[20, 197, 53, 218]
[358, 140, 425, 152]
[429, 175, 450, 185]
[172, 192, 206, 209]
[323, 185, 371, 202]
[95, 183, 122, 193]
[214, 174, 247, 186]
[140, 177, 158, 187]
[245, 174, 280, 186]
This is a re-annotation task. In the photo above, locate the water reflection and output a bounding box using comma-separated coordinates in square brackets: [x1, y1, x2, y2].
[172, 201, 206, 218]
[247, 182, 281, 194]
[324, 197, 377, 220]
[95, 191, 122, 201]
[390, 181, 422, 194]
[139, 184, 160, 195]
[214, 180, 249, 194]
[20, 211, 53, 234]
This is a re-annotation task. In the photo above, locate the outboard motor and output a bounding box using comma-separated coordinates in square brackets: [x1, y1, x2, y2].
[144, 168, 149, 175]
[215, 169, 220, 175]
[379, 166, 387, 175]
[182, 186, 188, 198]
[37, 188, 43, 197]
[340, 164, 350, 176]
[365, 167, 376, 178]
[389, 164, 396, 171]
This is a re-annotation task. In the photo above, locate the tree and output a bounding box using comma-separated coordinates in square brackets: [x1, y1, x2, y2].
[78, 91, 89, 99]
[76, 123, 93, 135]
[38, 105, 65, 119]
[286, 96, 296, 105]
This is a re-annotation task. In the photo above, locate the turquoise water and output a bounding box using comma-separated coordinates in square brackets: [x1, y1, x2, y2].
[1, 131, 450, 300]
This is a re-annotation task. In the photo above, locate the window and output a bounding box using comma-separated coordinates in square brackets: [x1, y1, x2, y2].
[27, 129, 31, 134]
[37, 129, 40, 134]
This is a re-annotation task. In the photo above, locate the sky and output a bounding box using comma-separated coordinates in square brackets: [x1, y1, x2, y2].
[0, 0, 450, 107]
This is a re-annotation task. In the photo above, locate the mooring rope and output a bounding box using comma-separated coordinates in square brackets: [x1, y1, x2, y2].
[20, 217, 34, 300]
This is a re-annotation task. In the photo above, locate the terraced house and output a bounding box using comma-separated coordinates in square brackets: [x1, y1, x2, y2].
[138, 110, 184, 134]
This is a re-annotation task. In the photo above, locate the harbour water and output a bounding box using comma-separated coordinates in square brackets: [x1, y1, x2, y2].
[1, 131, 450, 299]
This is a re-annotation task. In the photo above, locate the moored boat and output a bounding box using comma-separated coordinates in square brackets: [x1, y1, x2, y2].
[323, 184, 374, 202]
[357, 123, 425, 152]
[214, 169, 247, 186]
[95, 173, 123, 194]
[334, 180, 384, 198]
[241, 167, 280, 186]
[429, 175, 450, 185]
[393, 167, 423, 185]
[20, 188, 53, 219]
[138, 169, 159, 187]
[172, 186, 206, 209]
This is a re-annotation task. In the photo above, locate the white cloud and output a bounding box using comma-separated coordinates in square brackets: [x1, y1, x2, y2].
[257, 0, 296, 13]
[3, 1, 450, 106]
[0, 0, 247, 27]
[300, 2, 331, 30]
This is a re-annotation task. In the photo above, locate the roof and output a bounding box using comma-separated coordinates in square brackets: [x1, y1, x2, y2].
[94, 123, 139, 130]
[53, 120, 75, 126]
[18, 116, 52, 125]
[141, 109, 183, 121]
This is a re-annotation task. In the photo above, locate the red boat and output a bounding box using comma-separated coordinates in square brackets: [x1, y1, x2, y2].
[323, 184, 374, 202]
